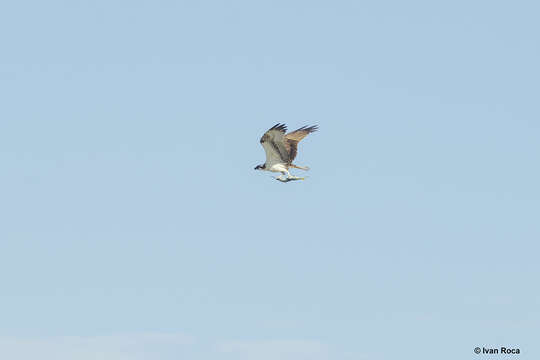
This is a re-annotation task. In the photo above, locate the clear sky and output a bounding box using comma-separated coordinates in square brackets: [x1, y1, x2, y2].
[1, 1, 539, 359]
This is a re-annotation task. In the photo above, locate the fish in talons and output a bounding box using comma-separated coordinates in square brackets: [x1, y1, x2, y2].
[274, 175, 307, 182]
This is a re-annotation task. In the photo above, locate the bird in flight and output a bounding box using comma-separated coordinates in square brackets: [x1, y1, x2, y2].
[254, 123, 318, 182]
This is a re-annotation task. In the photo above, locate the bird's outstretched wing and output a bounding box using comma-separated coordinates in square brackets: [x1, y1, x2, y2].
[260, 123, 290, 165]
[284, 125, 318, 163]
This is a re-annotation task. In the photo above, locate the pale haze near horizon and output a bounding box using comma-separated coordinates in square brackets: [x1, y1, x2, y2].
[1, 1, 539, 359]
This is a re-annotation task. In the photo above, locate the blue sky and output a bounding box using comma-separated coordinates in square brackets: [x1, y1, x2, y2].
[1, 0, 539, 359]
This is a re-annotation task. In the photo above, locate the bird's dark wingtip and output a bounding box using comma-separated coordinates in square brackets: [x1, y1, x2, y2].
[270, 123, 287, 132]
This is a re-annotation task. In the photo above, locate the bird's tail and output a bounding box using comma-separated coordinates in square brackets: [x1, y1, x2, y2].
[290, 164, 310, 171]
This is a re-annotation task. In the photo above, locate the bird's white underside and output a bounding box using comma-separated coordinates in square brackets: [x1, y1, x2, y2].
[269, 163, 288, 173]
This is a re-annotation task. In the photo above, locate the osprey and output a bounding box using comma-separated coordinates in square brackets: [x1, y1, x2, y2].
[254, 123, 318, 182]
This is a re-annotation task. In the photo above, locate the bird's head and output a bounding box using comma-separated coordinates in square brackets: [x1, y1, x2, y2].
[254, 164, 265, 170]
